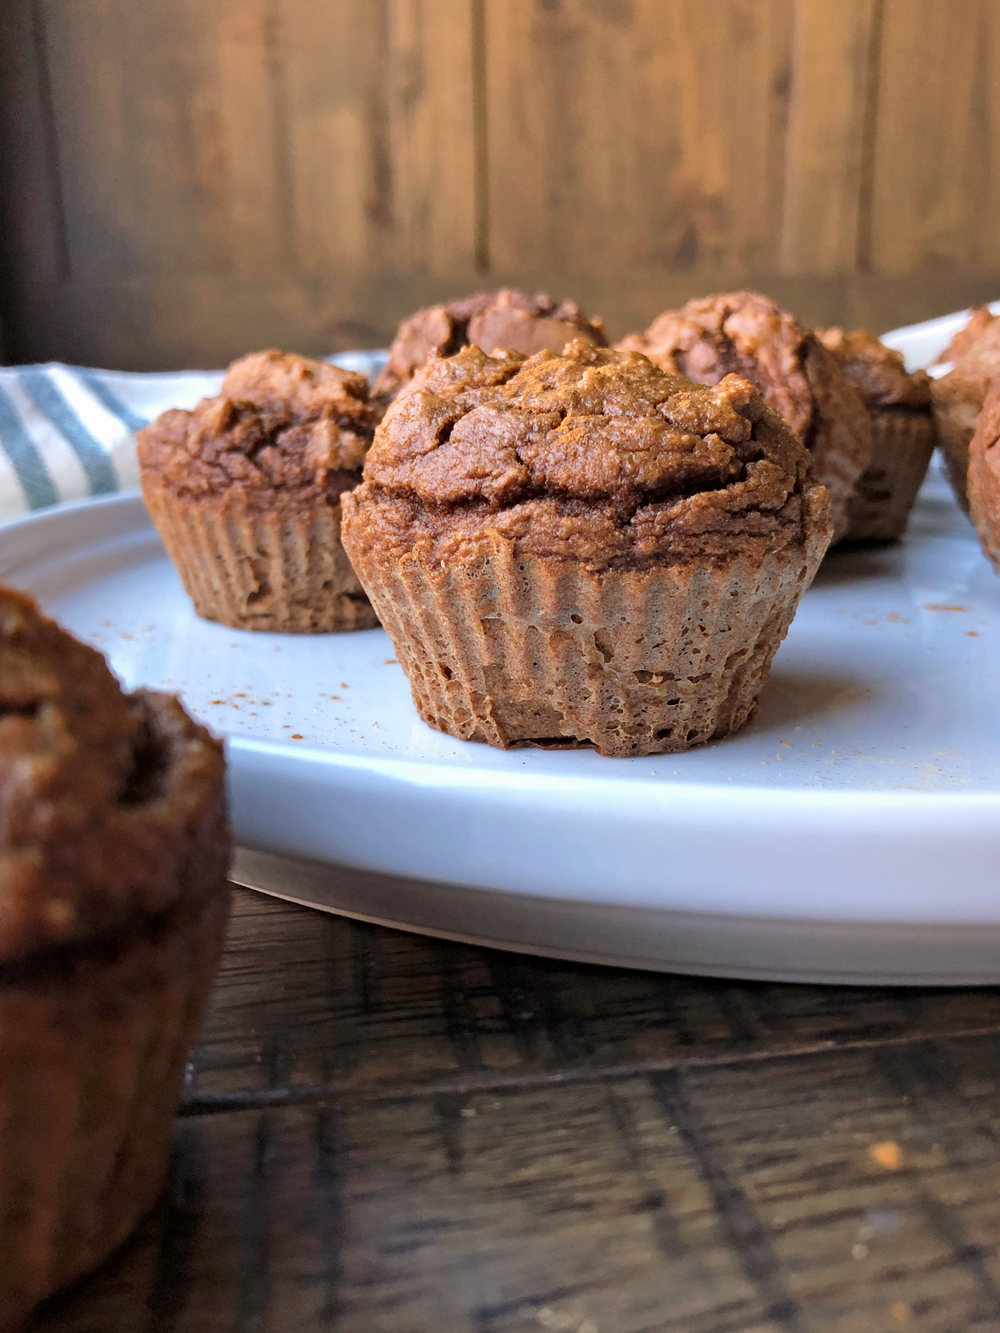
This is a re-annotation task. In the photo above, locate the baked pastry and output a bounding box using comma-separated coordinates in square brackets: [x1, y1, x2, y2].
[138, 350, 381, 632]
[0, 587, 229, 1330]
[930, 308, 1000, 511]
[967, 376, 1000, 570]
[936, 305, 997, 365]
[341, 341, 833, 758]
[817, 327, 935, 541]
[617, 291, 872, 541]
[373, 288, 607, 402]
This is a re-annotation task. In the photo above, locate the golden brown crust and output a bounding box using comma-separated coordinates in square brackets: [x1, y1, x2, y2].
[0, 588, 228, 963]
[817, 327, 932, 409]
[136, 350, 379, 508]
[936, 306, 998, 365]
[967, 377, 1000, 572]
[617, 292, 872, 540]
[347, 341, 822, 574]
[931, 317, 1000, 511]
[372, 288, 607, 400]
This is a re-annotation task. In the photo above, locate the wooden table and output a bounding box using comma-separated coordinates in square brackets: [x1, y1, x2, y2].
[31, 885, 1000, 1333]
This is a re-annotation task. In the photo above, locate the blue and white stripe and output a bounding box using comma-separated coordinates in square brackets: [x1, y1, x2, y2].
[0, 351, 387, 523]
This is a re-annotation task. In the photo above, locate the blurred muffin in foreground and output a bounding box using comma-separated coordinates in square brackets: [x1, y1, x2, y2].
[967, 377, 1000, 571]
[138, 350, 381, 632]
[0, 588, 229, 1331]
[342, 341, 832, 758]
[818, 327, 935, 542]
[931, 307, 1000, 511]
[618, 291, 871, 541]
[372, 288, 607, 402]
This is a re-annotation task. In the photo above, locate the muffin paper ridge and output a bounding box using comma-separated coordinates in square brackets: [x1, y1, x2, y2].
[845, 411, 936, 542]
[142, 485, 378, 633]
[353, 490, 831, 759]
[0, 886, 230, 1331]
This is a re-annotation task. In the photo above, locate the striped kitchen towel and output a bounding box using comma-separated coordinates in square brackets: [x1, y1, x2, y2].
[0, 351, 387, 524]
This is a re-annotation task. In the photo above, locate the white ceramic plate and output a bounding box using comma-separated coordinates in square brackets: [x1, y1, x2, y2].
[4, 310, 1000, 983]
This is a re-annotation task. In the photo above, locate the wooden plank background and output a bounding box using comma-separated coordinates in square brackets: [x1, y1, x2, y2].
[1, 0, 999, 370]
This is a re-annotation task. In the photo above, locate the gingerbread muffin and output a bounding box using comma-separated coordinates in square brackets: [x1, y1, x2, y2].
[138, 350, 381, 632]
[966, 377, 1000, 571]
[0, 588, 229, 1330]
[341, 341, 833, 758]
[372, 288, 607, 402]
[930, 307, 1000, 511]
[617, 292, 872, 541]
[817, 327, 935, 541]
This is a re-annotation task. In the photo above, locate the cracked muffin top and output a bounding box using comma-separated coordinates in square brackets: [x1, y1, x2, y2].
[0, 587, 227, 964]
[817, 328, 932, 410]
[372, 288, 607, 400]
[138, 350, 380, 506]
[619, 291, 867, 441]
[343, 340, 832, 571]
[616, 292, 870, 538]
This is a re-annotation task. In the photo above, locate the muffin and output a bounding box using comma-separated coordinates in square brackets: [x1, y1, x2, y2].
[936, 305, 998, 365]
[966, 377, 1000, 571]
[138, 350, 381, 632]
[817, 327, 935, 541]
[617, 291, 872, 541]
[341, 341, 833, 758]
[0, 587, 230, 1330]
[930, 308, 1000, 511]
[372, 288, 607, 402]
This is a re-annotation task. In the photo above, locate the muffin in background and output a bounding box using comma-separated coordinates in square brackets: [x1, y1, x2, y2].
[342, 341, 832, 759]
[372, 288, 607, 402]
[936, 305, 997, 366]
[967, 377, 1000, 571]
[138, 350, 381, 632]
[817, 327, 935, 542]
[930, 308, 1000, 511]
[0, 587, 230, 1331]
[617, 291, 872, 541]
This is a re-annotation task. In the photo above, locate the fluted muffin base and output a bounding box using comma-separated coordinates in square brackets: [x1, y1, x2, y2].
[356, 511, 830, 759]
[845, 409, 936, 542]
[0, 882, 230, 1332]
[143, 485, 378, 633]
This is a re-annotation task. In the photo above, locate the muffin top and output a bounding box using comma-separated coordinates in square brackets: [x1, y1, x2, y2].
[373, 288, 607, 400]
[935, 314, 1000, 397]
[0, 588, 226, 964]
[937, 306, 998, 366]
[346, 340, 830, 571]
[619, 291, 861, 439]
[138, 350, 380, 506]
[817, 327, 932, 410]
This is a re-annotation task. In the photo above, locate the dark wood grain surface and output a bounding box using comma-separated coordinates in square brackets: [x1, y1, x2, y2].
[27, 886, 1000, 1333]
